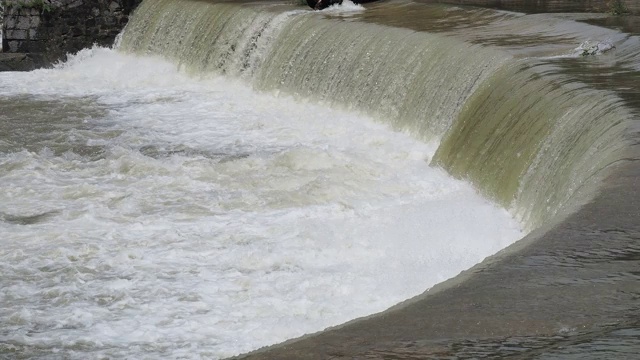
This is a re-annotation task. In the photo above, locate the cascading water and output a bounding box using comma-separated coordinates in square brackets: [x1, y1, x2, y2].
[122, 0, 509, 140]
[433, 60, 633, 227]
[1, 0, 638, 359]
[120, 0, 636, 229]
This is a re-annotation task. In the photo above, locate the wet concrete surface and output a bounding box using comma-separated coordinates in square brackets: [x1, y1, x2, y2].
[585, 15, 640, 35]
[419, 0, 637, 15]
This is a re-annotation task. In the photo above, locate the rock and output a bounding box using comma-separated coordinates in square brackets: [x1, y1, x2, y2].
[0, 53, 43, 71]
[575, 40, 616, 56]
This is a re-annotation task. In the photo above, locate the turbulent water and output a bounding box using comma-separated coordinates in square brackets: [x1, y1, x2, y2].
[2, 0, 639, 359]
[0, 47, 524, 358]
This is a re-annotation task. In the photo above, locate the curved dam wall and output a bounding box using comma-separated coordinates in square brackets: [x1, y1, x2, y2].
[122, 0, 640, 357]
[121, 0, 635, 230]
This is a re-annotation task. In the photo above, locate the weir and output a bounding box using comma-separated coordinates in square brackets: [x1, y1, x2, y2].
[118, 0, 640, 357]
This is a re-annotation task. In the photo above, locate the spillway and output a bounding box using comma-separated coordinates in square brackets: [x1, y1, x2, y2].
[1, 0, 639, 358]
[120, 0, 637, 230]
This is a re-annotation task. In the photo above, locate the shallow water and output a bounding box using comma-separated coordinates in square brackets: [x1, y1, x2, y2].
[0, 48, 523, 358]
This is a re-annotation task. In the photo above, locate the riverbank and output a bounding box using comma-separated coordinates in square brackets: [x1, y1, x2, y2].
[0, 52, 45, 71]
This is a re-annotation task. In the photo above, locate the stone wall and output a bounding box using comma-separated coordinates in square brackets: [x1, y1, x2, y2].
[3, 6, 41, 53]
[1, 0, 141, 67]
[623, 0, 640, 14]
[0, 2, 4, 52]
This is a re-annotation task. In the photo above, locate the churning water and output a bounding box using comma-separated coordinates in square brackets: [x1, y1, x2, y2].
[0, 47, 523, 358]
[4, 0, 639, 357]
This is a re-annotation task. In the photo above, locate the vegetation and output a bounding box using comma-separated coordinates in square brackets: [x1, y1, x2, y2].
[0, 0, 52, 13]
[608, 0, 628, 15]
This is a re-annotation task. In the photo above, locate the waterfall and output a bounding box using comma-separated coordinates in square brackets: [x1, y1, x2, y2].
[433, 60, 632, 227]
[120, 0, 636, 229]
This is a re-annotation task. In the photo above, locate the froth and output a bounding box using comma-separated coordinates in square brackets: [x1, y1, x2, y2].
[0, 48, 523, 359]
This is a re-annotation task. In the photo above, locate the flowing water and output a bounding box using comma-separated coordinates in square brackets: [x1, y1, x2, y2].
[1, 0, 639, 359]
[0, 23, 524, 360]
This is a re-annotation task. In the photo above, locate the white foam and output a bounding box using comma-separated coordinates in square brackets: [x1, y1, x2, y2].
[0, 48, 523, 359]
[321, 0, 365, 13]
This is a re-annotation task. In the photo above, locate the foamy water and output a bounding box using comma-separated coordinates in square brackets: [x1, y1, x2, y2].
[0, 48, 523, 358]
